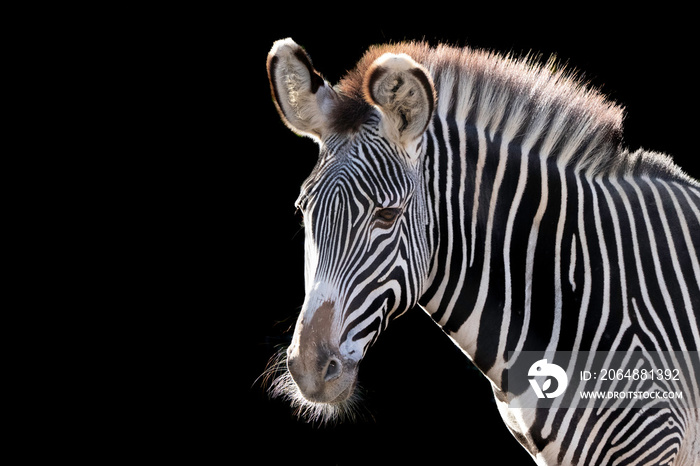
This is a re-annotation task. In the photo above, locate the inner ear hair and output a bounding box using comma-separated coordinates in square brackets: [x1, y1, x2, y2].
[267, 38, 336, 140]
[363, 53, 436, 146]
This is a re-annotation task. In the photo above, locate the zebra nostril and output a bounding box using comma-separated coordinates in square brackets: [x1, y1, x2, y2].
[324, 358, 342, 382]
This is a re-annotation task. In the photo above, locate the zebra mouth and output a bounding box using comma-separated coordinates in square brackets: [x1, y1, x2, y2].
[268, 360, 363, 424]
[295, 367, 358, 405]
[324, 378, 357, 404]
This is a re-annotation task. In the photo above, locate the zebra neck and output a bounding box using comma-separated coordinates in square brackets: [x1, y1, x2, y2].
[419, 109, 700, 393]
[418, 115, 609, 387]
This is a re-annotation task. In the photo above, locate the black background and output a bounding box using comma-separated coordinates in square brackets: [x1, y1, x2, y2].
[239, 15, 696, 465]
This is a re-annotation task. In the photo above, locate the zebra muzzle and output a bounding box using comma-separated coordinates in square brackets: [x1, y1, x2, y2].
[286, 300, 359, 404]
[287, 349, 357, 404]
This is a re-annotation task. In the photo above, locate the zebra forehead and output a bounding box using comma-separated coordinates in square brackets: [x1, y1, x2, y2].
[301, 147, 414, 209]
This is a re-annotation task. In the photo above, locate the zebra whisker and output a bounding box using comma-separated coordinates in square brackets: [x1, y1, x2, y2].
[263, 347, 366, 425]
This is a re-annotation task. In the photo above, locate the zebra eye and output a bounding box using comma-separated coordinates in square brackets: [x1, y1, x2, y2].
[374, 207, 402, 224]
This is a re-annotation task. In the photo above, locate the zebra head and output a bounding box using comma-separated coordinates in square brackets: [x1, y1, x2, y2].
[267, 38, 436, 420]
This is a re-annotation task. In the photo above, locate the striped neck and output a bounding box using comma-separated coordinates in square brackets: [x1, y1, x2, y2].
[416, 75, 698, 390]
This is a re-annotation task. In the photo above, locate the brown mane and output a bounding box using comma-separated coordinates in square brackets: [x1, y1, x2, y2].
[326, 41, 694, 182]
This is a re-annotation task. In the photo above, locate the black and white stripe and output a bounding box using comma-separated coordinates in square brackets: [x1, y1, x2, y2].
[409, 45, 700, 464]
[296, 122, 431, 355]
[268, 39, 699, 463]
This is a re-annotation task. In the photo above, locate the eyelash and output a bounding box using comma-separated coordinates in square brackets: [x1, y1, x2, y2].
[295, 206, 305, 226]
[373, 207, 402, 224]
[295, 205, 401, 227]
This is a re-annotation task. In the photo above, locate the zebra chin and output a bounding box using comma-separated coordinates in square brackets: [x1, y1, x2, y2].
[266, 349, 365, 425]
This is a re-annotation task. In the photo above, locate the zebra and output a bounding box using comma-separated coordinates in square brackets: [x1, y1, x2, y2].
[265, 38, 700, 464]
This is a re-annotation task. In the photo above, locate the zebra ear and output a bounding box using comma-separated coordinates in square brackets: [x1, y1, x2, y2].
[363, 53, 436, 147]
[267, 38, 337, 141]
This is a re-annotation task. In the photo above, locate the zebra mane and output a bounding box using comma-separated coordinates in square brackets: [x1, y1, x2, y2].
[331, 41, 692, 182]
